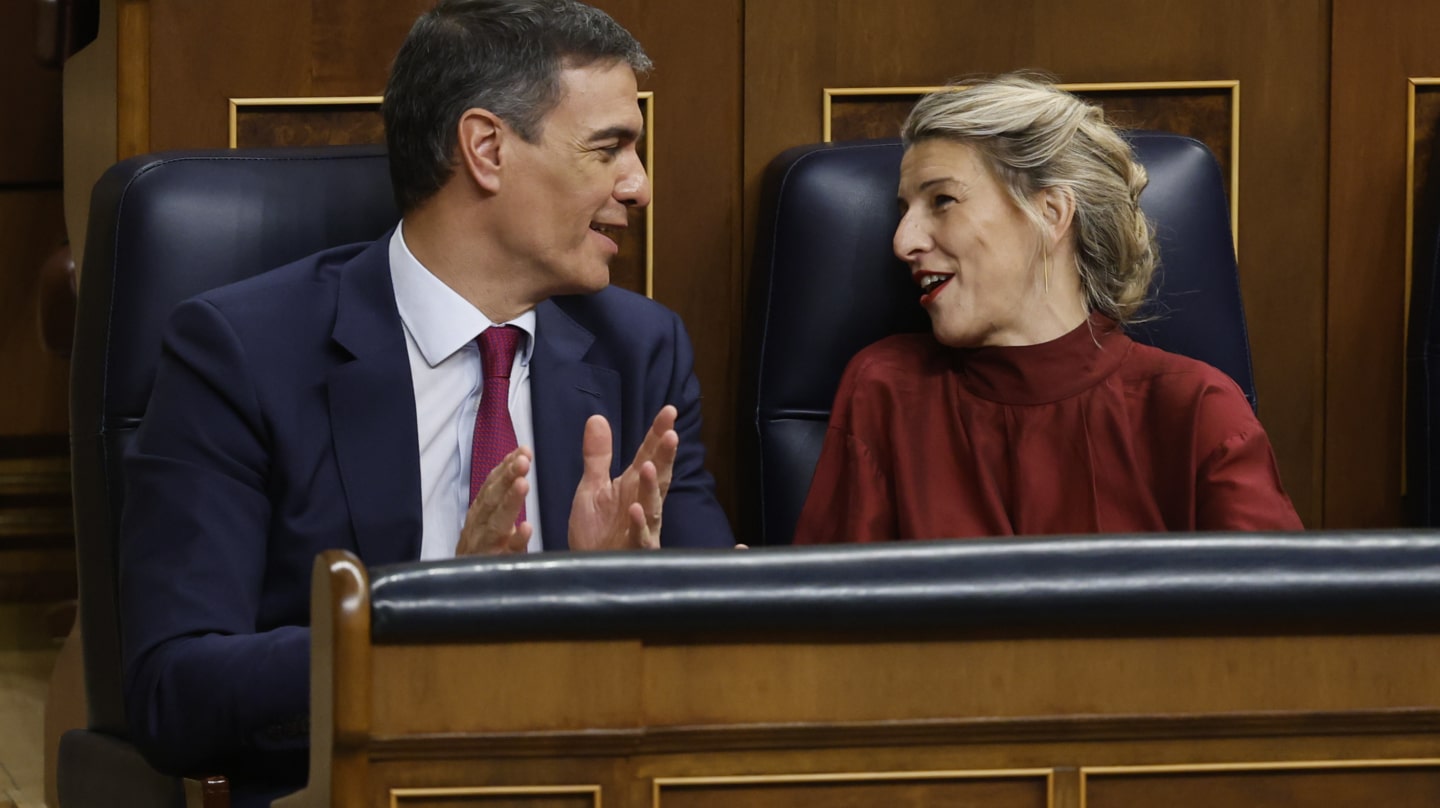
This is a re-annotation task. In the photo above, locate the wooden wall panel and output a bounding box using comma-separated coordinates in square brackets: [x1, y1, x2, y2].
[1328, 0, 1440, 527]
[0, 191, 68, 437]
[1084, 764, 1440, 808]
[586, 0, 745, 515]
[744, 0, 1330, 527]
[656, 774, 1049, 808]
[0, 0, 64, 184]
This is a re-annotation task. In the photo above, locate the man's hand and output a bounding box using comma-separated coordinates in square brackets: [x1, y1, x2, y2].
[455, 446, 533, 555]
[568, 405, 679, 551]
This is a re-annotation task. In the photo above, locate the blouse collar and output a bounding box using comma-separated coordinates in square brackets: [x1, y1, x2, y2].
[952, 314, 1133, 405]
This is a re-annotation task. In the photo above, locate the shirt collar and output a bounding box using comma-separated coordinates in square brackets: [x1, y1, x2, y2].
[389, 222, 536, 368]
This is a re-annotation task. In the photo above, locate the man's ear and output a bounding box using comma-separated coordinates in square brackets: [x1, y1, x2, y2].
[1039, 186, 1076, 246]
[456, 108, 505, 193]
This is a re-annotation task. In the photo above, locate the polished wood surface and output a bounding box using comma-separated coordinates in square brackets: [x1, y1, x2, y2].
[588, 0, 745, 513]
[0, 0, 63, 184]
[1328, 0, 1440, 526]
[0, 191, 68, 438]
[656, 775, 1049, 808]
[1084, 764, 1440, 808]
[281, 553, 1440, 808]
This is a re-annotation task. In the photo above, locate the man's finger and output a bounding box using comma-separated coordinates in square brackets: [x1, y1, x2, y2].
[626, 501, 658, 550]
[491, 475, 528, 533]
[580, 414, 613, 485]
[508, 520, 533, 552]
[632, 405, 678, 466]
[652, 428, 678, 499]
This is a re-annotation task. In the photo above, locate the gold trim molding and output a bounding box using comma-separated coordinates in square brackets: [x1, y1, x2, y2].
[1404, 78, 1440, 362]
[1079, 757, 1440, 808]
[228, 95, 385, 148]
[822, 80, 1241, 246]
[654, 768, 1055, 808]
[1401, 77, 1440, 494]
[228, 92, 656, 299]
[390, 784, 601, 807]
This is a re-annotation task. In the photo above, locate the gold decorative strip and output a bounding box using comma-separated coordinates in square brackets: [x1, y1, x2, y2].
[654, 768, 1054, 808]
[1079, 758, 1440, 808]
[823, 80, 1241, 247]
[391, 784, 601, 807]
[639, 90, 654, 298]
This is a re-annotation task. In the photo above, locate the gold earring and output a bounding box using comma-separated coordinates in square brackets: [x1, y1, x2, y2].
[1043, 250, 1051, 294]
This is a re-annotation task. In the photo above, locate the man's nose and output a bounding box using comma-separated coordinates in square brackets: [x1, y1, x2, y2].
[617, 156, 652, 208]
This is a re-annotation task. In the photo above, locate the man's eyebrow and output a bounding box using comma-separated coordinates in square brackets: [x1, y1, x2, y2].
[587, 125, 643, 143]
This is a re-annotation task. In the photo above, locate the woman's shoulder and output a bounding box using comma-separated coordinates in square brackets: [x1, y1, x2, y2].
[1119, 341, 1260, 429]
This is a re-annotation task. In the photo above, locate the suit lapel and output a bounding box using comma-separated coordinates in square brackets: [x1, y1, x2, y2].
[532, 300, 620, 551]
[327, 235, 423, 565]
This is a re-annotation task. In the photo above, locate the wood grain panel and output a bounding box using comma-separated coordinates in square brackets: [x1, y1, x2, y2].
[1085, 764, 1440, 808]
[639, 634, 1440, 728]
[232, 102, 385, 148]
[745, 0, 1329, 526]
[1328, 0, 1440, 527]
[0, 190, 69, 436]
[588, 0, 745, 518]
[657, 773, 1047, 808]
[0, 0, 63, 183]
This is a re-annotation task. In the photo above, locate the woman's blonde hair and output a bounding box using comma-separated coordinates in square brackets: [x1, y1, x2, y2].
[901, 73, 1157, 323]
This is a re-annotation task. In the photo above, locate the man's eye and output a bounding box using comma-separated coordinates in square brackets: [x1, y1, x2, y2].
[597, 144, 622, 160]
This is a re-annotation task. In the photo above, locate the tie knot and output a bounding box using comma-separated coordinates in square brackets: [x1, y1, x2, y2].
[478, 325, 522, 379]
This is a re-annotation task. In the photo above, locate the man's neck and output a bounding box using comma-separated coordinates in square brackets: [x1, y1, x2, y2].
[400, 205, 539, 324]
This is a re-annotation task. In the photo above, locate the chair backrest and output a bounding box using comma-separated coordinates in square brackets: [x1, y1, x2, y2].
[70, 146, 397, 739]
[741, 133, 1254, 546]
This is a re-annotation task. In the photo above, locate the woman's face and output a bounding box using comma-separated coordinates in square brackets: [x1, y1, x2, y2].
[894, 139, 1051, 348]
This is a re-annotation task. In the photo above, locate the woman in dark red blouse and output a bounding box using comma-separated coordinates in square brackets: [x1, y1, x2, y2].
[793, 75, 1301, 544]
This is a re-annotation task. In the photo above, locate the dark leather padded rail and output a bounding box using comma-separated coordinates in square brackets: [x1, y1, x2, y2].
[370, 532, 1440, 642]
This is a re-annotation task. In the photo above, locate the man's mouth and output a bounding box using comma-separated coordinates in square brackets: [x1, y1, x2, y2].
[589, 222, 623, 239]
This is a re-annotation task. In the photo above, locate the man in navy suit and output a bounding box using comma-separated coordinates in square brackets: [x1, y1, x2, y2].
[117, 1, 735, 803]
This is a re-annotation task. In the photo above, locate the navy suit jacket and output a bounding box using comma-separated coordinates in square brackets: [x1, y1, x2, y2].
[118, 235, 733, 789]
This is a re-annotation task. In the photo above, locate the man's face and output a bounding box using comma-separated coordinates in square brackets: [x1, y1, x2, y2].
[498, 61, 650, 297]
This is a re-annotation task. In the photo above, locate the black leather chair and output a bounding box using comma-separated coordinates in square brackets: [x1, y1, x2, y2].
[64, 146, 398, 808]
[742, 133, 1254, 546]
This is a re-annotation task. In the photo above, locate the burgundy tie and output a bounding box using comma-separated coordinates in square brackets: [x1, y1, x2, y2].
[469, 325, 524, 525]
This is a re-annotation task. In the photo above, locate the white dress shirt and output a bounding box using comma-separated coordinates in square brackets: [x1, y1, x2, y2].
[389, 224, 544, 558]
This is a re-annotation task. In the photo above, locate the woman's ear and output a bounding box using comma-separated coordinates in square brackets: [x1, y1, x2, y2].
[456, 108, 505, 194]
[1039, 186, 1076, 246]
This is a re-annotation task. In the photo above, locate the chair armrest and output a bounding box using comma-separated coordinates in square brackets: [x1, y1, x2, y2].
[58, 729, 229, 808]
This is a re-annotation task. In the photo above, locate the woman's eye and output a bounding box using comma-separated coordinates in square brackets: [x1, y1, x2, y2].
[933, 194, 956, 210]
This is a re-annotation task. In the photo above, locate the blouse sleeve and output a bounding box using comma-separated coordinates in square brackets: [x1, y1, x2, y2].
[792, 353, 899, 544]
[1193, 386, 1304, 531]
[793, 428, 896, 543]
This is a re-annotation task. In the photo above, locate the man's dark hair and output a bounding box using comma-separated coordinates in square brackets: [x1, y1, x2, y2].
[382, 0, 652, 214]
